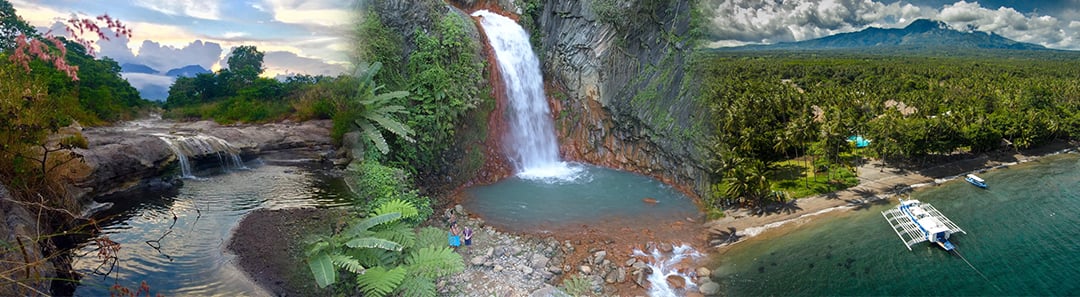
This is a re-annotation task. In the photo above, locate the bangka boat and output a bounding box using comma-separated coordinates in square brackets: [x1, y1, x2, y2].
[965, 174, 987, 188]
[881, 199, 966, 251]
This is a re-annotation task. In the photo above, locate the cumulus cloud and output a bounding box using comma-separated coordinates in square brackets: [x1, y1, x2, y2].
[702, 0, 1080, 50]
[131, 0, 221, 20]
[262, 51, 349, 77]
[133, 40, 223, 72]
[262, 0, 354, 27]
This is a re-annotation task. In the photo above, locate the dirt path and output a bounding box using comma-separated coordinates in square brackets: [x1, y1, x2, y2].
[705, 141, 1077, 251]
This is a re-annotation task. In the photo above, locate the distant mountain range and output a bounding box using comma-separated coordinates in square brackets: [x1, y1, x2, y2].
[121, 63, 158, 74]
[723, 19, 1051, 52]
[165, 65, 211, 78]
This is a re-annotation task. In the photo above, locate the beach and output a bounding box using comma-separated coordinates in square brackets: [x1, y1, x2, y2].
[705, 140, 1078, 251]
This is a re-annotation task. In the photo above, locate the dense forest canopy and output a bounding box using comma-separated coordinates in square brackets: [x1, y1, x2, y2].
[697, 51, 1080, 209]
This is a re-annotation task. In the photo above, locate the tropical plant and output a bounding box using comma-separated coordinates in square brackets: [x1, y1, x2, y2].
[342, 62, 415, 154]
[305, 199, 463, 297]
[561, 274, 592, 296]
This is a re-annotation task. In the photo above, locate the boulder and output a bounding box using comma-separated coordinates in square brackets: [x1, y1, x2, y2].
[696, 267, 712, 278]
[699, 281, 721, 295]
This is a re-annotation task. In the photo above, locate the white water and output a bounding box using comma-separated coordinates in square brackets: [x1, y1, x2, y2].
[155, 133, 246, 178]
[633, 244, 703, 297]
[472, 10, 580, 181]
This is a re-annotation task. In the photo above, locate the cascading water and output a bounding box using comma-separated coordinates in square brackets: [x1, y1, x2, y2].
[633, 243, 703, 297]
[472, 10, 579, 180]
[156, 133, 246, 178]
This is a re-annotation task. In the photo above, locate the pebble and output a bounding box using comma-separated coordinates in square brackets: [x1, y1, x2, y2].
[696, 267, 712, 278]
[494, 265, 504, 272]
[593, 250, 607, 264]
[580, 265, 592, 274]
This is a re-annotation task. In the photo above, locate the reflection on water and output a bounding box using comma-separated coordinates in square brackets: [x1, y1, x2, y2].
[464, 164, 700, 233]
[71, 163, 352, 296]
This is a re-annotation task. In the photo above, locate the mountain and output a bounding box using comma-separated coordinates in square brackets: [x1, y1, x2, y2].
[728, 19, 1049, 52]
[120, 63, 158, 74]
[165, 65, 211, 78]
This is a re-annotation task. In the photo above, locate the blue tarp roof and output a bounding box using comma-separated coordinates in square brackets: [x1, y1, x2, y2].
[848, 136, 870, 148]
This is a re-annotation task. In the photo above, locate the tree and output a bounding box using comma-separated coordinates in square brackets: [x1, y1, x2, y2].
[226, 45, 264, 84]
[0, 0, 35, 50]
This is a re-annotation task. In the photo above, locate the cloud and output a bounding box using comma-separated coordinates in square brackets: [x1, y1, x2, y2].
[262, 51, 349, 77]
[132, 40, 224, 72]
[262, 0, 354, 27]
[702, 0, 1080, 50]
[131, 0, 222, 20]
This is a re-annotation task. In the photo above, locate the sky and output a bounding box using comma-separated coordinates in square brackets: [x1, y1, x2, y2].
[702, 0, 1080, 50]
[11, 0, 356, 100]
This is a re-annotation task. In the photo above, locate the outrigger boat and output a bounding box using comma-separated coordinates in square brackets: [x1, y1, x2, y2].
[965, 174, 987, 188]
[881, 199, 966, 251]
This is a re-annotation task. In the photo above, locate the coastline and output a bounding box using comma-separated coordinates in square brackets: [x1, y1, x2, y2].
[705, 140, 1078, 252]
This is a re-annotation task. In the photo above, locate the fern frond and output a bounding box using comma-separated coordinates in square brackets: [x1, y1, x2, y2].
[345, 237, 403, 251]
[372, 199, 419, 219]
[414, 227, 447, 249]
[405, 246, 465, 279]
[373, 223, 416, 249]
[356, 266, 406, 297]
[345, 212, 402, 235]
[371, 90, 410, 103]
[397, 275, 437, 297]
[329, 254, 366, 274]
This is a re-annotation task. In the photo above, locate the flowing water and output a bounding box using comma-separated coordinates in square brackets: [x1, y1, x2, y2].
[70, 162, 353, 296]
[472, 10, 578, 179]
[710, 153, 1080, 296]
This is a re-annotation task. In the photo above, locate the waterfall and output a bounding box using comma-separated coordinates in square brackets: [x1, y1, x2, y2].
[633, 243, 703, 297]
[472, 10, 580, 181]
[156, 133, 246, 178]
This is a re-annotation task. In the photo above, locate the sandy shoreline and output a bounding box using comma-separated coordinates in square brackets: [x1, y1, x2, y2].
[704, 141, 1078, 252]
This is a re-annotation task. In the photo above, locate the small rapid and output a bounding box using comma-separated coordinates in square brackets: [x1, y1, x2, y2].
[155, 133, 247, 178]
[634, 243, 704, 297]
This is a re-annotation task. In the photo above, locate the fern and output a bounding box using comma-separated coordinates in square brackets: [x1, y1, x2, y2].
[356, 266, 406, 297]
[345, 237, 403, 251]
[562, 274, 592, 297]
[414, 227, 447, 249]
[329, 254, 365, 274]
[372, 199, 419, 220]
[405, 246, 465, 279]
[397, 275, 437, 297]
[373, 222, 417, 249]
[345, 212, 401, 236]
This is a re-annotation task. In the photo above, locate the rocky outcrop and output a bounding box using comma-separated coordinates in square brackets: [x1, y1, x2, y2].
[531, 0, 711, 198]
[56, 119, 333, 202]
[0, 183, 55, 296]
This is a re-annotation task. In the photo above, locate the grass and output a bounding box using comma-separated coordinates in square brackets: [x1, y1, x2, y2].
[770, 158, 859, 199]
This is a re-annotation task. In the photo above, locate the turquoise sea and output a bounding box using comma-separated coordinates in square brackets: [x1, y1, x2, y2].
[710, 153, 1080, 296]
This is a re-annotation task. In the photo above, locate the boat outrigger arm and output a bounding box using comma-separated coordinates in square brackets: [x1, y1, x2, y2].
[881, 199, 966, 251]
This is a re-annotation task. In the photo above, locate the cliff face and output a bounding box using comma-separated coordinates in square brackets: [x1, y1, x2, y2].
[531, 0, 711, 197]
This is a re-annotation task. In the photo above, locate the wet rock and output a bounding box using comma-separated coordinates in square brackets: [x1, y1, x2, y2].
[686, 293, 706, 297]
[699, 281, 721, 295]
[696, 267, 712, 278]
[666, 275, 686, 289]
[659, 242, 674, 253]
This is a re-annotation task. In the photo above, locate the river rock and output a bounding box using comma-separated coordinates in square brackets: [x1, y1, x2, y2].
[531, 254, 550, 269]
[471, 255, 487, 266]
[659, 242, 674, 253]
[700, 281, 721, 295]
[494, 265, 504, 272]
[593, 250, 607, 265]
[520, 265, 534, 275]
[625, 258, 637, 267]
[696, 267, 712, 278]
[580, 265, 592, 275]
[666, 275, 686, 289]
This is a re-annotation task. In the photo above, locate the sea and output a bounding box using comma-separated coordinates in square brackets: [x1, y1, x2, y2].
[710, 152, 1080, 296]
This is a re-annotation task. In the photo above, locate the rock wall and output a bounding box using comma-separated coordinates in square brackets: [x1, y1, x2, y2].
[0, 183, 55, 296]
[531, 0, 711, 197]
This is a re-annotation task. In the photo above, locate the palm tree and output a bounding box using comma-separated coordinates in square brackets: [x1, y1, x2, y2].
[347, 62, 415, 154]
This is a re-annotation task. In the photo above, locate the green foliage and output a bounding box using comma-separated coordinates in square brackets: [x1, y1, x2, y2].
[355, 266, 406, 297]
[226, 45, 264, 83]
[349, 158, 433, 223]
[561, 274, 592, 297]
[698, 52, 1080, 211]
[305, 199, 463, 296]
[404, 246, 465, 279]
[340, 62, 415, 154]
[413, 227, 448, 250]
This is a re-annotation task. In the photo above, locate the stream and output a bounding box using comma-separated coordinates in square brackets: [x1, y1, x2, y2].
[69, 160, 352, 296]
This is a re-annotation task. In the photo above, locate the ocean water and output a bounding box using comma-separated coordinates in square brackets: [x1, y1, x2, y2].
[710, 153, 1080, 296]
